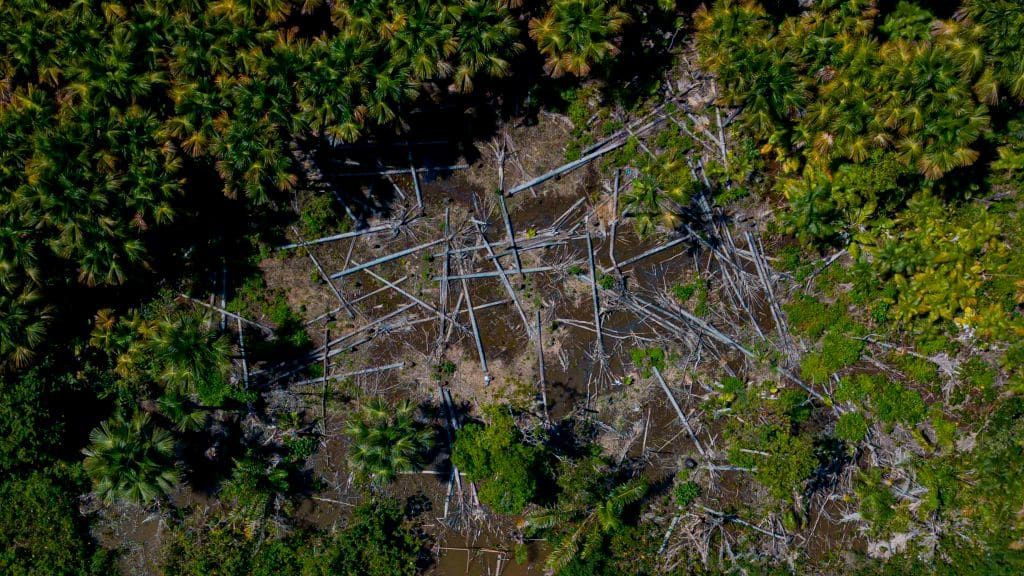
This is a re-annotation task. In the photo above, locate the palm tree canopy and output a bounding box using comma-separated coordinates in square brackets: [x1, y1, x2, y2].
[82, 411, 179, 505]
[345, 398, 433, 485]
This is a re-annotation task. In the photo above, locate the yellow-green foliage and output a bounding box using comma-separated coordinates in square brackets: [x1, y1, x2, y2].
[855, 195, 1018, 338]
[834, 411, 869, 443]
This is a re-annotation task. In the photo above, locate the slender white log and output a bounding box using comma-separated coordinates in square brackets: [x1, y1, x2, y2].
[496, 193, 522, 276]
[475, 222, 532, 340]
[653, 366, 706, 457]
[180, 295, 274, 335]
[586, 226, 605, 359]
[330, 238, 444, 280]
[408, 149, 424, 212]
[291, 362, 405, 386]
[333, 164, 468, 177]
[460, 273, 489, 385]
[507, 140, 627, 196]
[276, 224, 391, 251]
[434, 266, 555, 281]
[536, 310, 550, 424]
[606, 234, 691, 272]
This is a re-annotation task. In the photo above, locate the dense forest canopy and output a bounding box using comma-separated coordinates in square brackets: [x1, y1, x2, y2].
[2, 0, 1024, 575]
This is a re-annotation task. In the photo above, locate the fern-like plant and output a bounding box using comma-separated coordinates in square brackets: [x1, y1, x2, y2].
[82, 411, 179, 505]
[345, 398, 433, 485]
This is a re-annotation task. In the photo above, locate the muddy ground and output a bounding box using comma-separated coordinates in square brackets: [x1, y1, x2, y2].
[96, 78, 860, 574]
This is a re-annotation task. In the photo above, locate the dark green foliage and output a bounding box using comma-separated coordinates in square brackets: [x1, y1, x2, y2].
[90, 307, 236, 406]
[820, 329, 865, 372]
[313, 498, 422, 576]
[525, 456, 649, 575]
[674, 469, 701, 508]
[452, 408, 544, 515]
[879, 1, 936, 42]
[835, 374, 873, 404]
[783, 170, 842, 245]
[164, 499, 422, 576]
[929, 409, 957, 451]
[433, 360, 457, 380]
[161, 522, 305, 576]
[706, 375, 752, 414]
[958, 398, 1024, 551]
[855, 468, 906, 537]
[529, 0, 631, 78]
[797, 312, 865, 383]
[266, 294, 311, 353]
[891, 353, 939, 386]
[672, 283, 696, 303]
[672, 275, 709, 315]
[776, 389, 812, 425]
[955, 357, 998, 403]
[800, 352, 830, 386]
[300, 193, 346, 239]
[916, 457, 961, 517]
[0, 470, 112, 576]
[0, 365, 65, 474]
[220, 454, 291, 525]
[728, 422, 817, 502]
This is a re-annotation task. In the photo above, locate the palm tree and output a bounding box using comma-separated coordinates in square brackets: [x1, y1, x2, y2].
[156, 390, 209, 432]
[345, 398, 433, 486]
[452, 0, 522, 91]
[220, 454, 290, 526]
[146, 310, 233, 405]
[782, 169, 841, 244]
[874, 40, 989, 179]
[620, 173, 688, 240]
[0, 284, 48, 370]
[525, 476, 648, 573]
[82, 411, 180, 506]
[959, 0, 1024, 102]
[529, 0, 630, 78]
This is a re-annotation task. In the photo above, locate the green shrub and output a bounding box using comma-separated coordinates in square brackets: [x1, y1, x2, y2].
[630, 347, 666, 378]
[316, 498, 422, 576]
[873, 381, 927, 427]
[855, 469, 905, 537]
[434, 360, 457, 380]
[891, 354, 938, 385]
[800, 352, 830, 386]
[955, 357, 998, 403]
[785, 296, 841, 339]
[836, 374, 926, 426]
[673, 469, 700, 507]
[820, 330, 864, 373]
[728, 423, 817, 502]
[0, 470, 113, 576]
[706, 376, 751, 414]
[672, 276, 709, 315]
[452, 408, 545, 515]
[776, 389, 812, 426]
[300, 193, 346, 239]
[834, 412, 869, 443]
[835, 374, 873, 404]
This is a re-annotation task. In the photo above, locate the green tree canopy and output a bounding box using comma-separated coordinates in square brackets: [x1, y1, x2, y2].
[82, 410, 179, 506]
